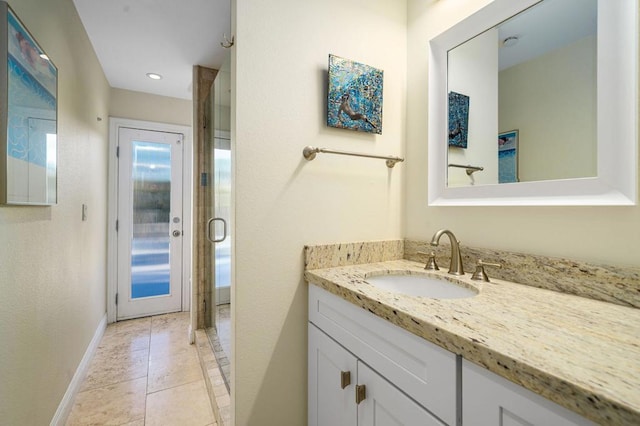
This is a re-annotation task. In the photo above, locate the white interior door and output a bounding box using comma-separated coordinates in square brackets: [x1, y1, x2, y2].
[117, 127, 184, 320]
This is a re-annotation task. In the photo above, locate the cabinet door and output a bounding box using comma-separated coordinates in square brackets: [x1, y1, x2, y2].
[309, 324, 358, 426]
[309, 285, 457, 425]
[463, 360, 594, 426]
[358, 362, 446, 426]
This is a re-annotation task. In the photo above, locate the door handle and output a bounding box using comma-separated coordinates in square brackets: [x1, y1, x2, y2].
[355, 384, 366, 404]
[340, 371, 351, 389]
[207, 217, 227, 243]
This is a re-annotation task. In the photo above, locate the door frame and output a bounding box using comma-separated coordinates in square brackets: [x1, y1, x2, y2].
[107, 117, 192, 324]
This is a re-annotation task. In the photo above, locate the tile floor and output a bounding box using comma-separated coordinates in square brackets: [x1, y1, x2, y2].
[205, 304, 231, 391]
[66, 312, 216, 426]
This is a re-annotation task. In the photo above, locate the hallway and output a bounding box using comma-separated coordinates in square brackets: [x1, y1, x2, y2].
[66, 313, 215, 425]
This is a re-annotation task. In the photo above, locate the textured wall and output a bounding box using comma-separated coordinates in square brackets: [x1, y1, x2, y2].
[405, 0, 640, 267]
[110, 87, 192, 126]
[233, 0, 406, 423]
[0, 0, 110, 423]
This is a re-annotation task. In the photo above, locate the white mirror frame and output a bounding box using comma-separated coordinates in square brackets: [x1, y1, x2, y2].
[428, 0, 637, 206]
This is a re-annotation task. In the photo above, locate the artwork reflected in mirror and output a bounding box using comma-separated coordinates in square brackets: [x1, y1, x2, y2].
[1, 3, 58, 205]
[446, 0, 597, 188]
[448, 92, 469, 148]
[498, 130, 518, 183]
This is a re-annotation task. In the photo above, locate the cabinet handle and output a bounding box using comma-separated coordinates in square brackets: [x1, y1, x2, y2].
[355, 384, 366, 404]
[341, 371, 351, 389]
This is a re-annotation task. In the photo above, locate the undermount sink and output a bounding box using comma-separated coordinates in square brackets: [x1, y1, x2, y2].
[364, 273, 478, 299]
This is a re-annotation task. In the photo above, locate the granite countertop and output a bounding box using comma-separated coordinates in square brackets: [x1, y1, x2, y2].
[304, 259, 640, 425]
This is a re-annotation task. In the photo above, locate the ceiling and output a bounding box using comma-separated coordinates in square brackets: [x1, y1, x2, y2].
[498, 0, 596, 70]
[72, 0, 231, 100]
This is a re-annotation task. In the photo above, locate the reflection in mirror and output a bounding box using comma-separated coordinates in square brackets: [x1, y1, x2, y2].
[1, 3, 58, 205]
[447, 0, 597, 188]
[428, 0, 636, 206]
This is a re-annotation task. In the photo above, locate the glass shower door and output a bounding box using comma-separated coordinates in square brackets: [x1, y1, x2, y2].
[206, 50, 232, 391]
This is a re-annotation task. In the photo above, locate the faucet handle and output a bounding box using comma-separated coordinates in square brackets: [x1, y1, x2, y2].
[417, 251, 439, 271]
[471, 260, 502, 282]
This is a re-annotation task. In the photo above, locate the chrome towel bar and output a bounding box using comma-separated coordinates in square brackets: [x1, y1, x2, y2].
[302, 146, 404, 168]
[448, 163, 484, 176]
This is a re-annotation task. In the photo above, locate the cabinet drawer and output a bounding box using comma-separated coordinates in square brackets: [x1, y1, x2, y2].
[309, 285, 457, 426]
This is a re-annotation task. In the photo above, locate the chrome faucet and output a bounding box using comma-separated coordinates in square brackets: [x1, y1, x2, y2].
[430, 229, 465, 275]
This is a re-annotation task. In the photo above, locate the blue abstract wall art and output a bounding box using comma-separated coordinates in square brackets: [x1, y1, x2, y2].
[448, 91, 469, 148]
[498, 130, 519, 183]
[327, 54, 383, 135]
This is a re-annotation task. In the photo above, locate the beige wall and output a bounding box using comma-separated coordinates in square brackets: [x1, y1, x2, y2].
[0, 0, 110, 424]
[499, 35, 597, 182]
[110, 87, 192, 126]
[233, 0, 406, 423]
[406, 0, 640, 267]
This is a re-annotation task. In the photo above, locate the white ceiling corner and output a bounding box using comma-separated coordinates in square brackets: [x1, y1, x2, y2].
[72, 0, 231, 100]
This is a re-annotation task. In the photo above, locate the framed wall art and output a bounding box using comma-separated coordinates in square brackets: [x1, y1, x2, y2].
[327, 54, 383, 135]
[448, 91, 469, 148]
[498, 130, 518, 183]
[0, 1, 58, 205]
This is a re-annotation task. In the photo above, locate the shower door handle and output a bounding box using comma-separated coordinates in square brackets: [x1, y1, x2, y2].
[207, 217, 227, 243]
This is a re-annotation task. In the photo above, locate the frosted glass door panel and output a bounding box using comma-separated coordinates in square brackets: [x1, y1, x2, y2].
[130, 141, 171, 299]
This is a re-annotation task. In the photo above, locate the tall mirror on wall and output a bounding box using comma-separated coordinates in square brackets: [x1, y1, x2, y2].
[0, 3, 58, 206]
[428, 0, 637, 205]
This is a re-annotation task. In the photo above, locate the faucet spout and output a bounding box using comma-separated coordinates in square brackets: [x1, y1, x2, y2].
[430, 229, 465, 275]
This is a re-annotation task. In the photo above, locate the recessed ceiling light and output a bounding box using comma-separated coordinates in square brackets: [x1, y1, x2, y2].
[146, 73, 163, 80]
[502, 36, 519, 47]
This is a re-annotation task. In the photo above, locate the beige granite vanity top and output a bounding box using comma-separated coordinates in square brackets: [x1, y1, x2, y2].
[305, 259, 640, 425]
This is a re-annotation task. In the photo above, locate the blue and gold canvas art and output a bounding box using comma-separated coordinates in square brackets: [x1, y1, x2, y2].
[448, 91, 469, 148]
[327, 54, 383, 135]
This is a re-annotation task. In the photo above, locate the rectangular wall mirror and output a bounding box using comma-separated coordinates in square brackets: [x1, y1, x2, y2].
[428, 0, 637, 206]
[0, 1, 58, 206]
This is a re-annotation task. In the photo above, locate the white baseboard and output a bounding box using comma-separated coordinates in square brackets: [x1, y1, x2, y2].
[189, 324, 195, 344]
[50, 313, 107, 426]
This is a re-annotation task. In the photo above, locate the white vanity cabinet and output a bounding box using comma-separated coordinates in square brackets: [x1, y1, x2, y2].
[309, 324, 443, 425]
[308, 285, 457, 426]
[462, 360, 594, 426]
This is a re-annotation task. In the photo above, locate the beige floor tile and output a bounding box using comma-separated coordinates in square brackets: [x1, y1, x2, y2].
[145, 380, 215, 426]
[68, 312, 215, 425]
[66, 377, 146, 426]
[151, 312, 190, 332]
[149, 336, 197, 361]
[147, 347, 203, 393]
[120, 420, 145, 426]
[104, 317, 151, 337]
[149, 329, 192, 358]
[96, 328, 150, 357]
[80, 348, 149, 392]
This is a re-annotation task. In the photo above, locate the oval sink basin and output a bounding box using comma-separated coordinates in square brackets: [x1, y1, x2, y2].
[364, 273, 477, 299]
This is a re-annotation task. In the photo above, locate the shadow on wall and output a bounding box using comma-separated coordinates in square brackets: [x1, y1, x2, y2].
[243, 261, 309, 425]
